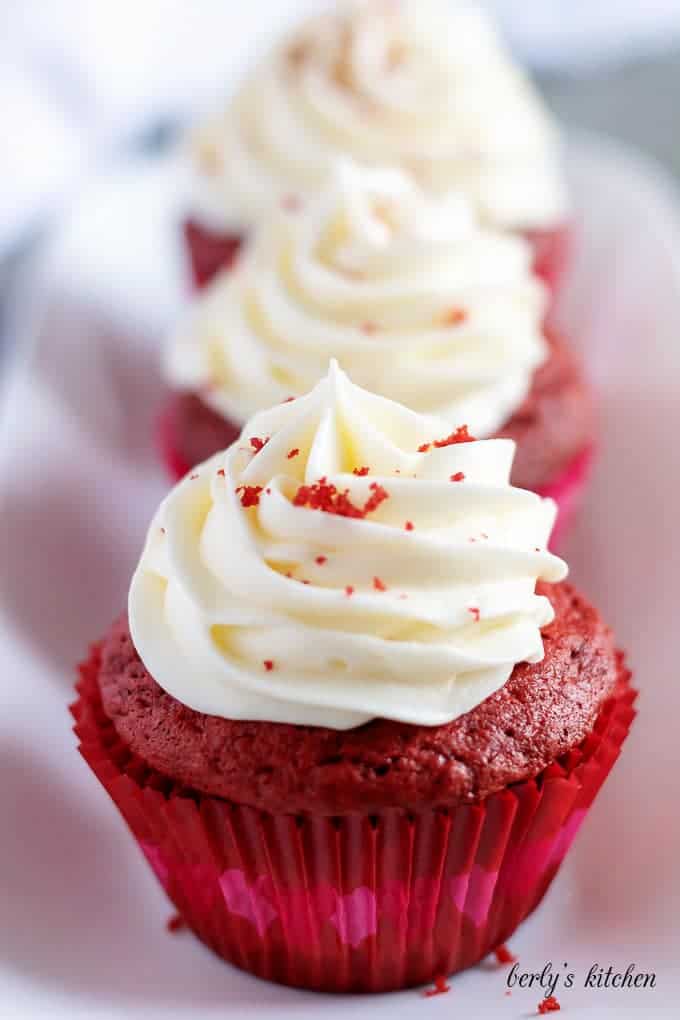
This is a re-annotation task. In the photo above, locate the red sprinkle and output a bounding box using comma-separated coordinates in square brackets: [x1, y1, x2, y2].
[405, 520, 414, 531]
[424, 975, 450, 997]
[353, 466, 370, 476]
[249, 436, 269, 453]
[537, 996, 561, 1015]
[263, 660, 274, 671]
[166, 914, 185, 933]
[450, 471, 465, 482]
[345, 586, 355, 597]
[443, 306, 468, 326]
[282, 396, 296, 403]
[315, 555, 327, 565]
[287, 448, 300, 459]
[294, 477, 388, 518]
[494, 944, 516, 965]
[418, 426, 475, 453]
[468, 607, 480, 622]
[364, 481, 389, 515]
[217, 468, 225, 477]
[236, 485, 263, 508]
[373, 576, 387, 591]
[434, 425, 475, 448]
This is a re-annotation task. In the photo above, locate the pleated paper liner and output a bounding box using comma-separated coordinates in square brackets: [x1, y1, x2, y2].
[536, 444, 594, 549]
[72, 645, 635, 994]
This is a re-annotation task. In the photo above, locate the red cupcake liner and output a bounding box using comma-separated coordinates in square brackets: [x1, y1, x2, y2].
[537, 444, 594, 550]
[525, 224, 572, 296]
[72, 647, 635, 993]
[157, 400, 193, 483]
[183, 219, 243, 289]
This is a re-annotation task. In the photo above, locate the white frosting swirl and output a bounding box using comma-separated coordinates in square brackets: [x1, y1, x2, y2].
[188, 0, 566, 234]
[168, 161, 548, 436]
[131, 363, 567, 730]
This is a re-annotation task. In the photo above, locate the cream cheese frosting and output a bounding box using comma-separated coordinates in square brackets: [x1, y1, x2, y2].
[130, 362, 567, 730]
[187, 0, 567, 234]
[168, 161, 548, 437]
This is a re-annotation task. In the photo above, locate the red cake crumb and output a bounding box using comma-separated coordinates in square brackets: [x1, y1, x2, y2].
[263, 660, 274, 672]
[217, 468, 225, 477]
[373, 576, 387, 591]
[361, 321, 378, 334]
[315, 555, 327, 565]
[345, 586, 355, 597]
[443, 306, 468, 326]
[166, 913, 186, 933]
[294, 477, 388, 518]
[469, 607, 480, 622]
[353, 466, 370, 476]
[450, 471, 465, 482]
[405, 520, 414, 530]
[236, 485, 263, 508]
[494, 944, 516, 965]
[537, 996, 561, 1014]
[287, 448, 300, 459]
[364, 482, 389, 515]
[423, 974, 450, 997]
[282, 396, 296, 403]
[434, 425, 474, 447]
[249, 436, 269, 453]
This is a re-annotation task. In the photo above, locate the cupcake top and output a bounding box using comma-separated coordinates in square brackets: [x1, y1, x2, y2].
[168, 161, 548, 437]
[130, 363, 566, 730]
[187, 0, 566, 234]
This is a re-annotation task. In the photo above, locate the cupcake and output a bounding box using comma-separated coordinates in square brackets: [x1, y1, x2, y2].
[75, 364, 635, 993]
[184, 0, 569, 291]
[165, 163, 592, 539]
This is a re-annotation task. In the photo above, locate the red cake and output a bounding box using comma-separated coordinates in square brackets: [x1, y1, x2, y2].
[97, 582, 623, 814]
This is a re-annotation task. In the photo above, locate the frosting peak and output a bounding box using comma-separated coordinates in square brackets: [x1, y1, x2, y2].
[168, 160, 548, 435]
[188, 0, 566, 233]
[130, 363, 567, 730]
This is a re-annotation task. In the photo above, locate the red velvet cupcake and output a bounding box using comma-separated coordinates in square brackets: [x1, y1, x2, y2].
[75, 365, 633, 993]
[183, 1, 569, 292]
[167, 164, 592, 540]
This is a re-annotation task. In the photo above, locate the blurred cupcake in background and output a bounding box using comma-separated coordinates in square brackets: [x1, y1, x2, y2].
[183, 0, 569, 291]
[75, 364, 634, 993]
[164, 162, 592, 540]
